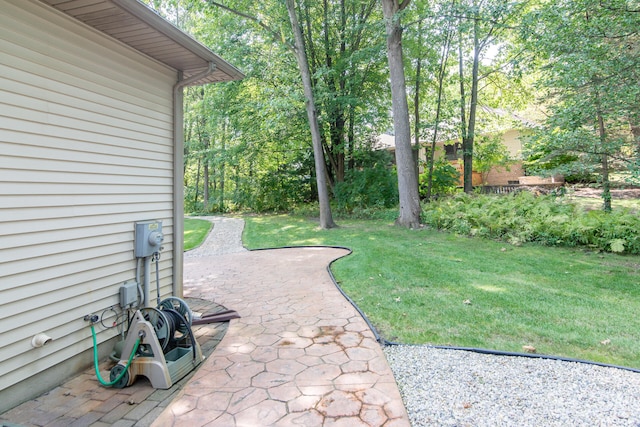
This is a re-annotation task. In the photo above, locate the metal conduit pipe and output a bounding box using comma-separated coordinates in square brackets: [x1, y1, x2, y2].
[136, 257, 143, 308]
[143, 256, 152, 307]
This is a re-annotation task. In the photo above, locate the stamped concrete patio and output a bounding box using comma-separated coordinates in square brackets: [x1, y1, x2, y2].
[152, 217, 410, 426]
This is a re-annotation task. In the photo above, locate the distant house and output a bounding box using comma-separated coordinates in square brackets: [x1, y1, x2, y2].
[377, 128, 562, 187]
[439, 129, 526, 186]
[0, 0, 242, 412]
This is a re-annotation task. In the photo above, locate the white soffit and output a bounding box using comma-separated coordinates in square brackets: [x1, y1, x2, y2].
[40, 0, 244, 85]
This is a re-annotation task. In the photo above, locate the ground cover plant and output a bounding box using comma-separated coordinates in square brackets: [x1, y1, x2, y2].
[184, 218, 213, 251]
[422, 191, 640, 254]
[242, 214, 640, 368]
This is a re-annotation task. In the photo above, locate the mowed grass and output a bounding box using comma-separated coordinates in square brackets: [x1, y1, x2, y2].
[243, 214, 640, 368]
[567, 195, 640, 212]
[184, 218, 213, 251]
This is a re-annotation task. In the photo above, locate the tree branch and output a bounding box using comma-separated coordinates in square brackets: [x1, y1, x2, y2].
[478, 48, 530, 81]
[205, 0, 295, 53]
[599, 0, 640, 13]
[399, 0, 412, 11]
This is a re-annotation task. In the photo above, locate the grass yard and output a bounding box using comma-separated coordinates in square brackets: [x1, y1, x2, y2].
[568, 195, 640, 212]
[242, 214, 640, 368]
[184, 218, 212, 251]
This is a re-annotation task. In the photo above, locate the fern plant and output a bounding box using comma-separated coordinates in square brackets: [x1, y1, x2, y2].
[422, 192, 640, 254]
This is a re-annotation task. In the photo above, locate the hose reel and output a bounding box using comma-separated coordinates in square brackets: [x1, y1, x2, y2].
[138, 308, 170, 354]
[107, 298, 202, 389]
[157, 297, 193, 335]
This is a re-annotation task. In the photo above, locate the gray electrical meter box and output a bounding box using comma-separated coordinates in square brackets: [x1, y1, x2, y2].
[135, 220, 164, 258]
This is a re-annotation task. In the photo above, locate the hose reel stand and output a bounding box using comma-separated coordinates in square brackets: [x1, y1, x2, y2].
[109, 298, 202, 389]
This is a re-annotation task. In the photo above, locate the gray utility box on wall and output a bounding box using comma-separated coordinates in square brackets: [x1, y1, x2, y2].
[135, 220, 164, 258]
[120, 280, 139, 308]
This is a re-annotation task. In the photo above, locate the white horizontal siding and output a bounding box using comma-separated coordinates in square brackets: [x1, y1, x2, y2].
[0, 0, 178, 393]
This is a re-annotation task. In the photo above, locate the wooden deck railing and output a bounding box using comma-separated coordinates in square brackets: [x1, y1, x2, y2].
[478, 183, 564, 194]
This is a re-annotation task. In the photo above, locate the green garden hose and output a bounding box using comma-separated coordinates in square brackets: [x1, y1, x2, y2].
[91, 324, 140, 387]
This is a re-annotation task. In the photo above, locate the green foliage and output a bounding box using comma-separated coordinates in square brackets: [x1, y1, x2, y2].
[334, 151, 398, 213]
[149, 0, 639, 219]
[422, 192, 640, 254]
[252, 168, 311, 212]
[419, 157, 460, 198]
[474, 133, 513, 178]
[146, 0, 394, 216]
[520, 0, 640, 196]
[291, 203, 399, 221]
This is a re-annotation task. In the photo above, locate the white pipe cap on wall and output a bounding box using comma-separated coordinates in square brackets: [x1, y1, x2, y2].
[31, 333, 53, 348]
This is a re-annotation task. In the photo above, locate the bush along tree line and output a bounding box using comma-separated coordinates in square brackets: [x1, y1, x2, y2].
[144, 1, 638, 226]
[422, 191, 640, 255]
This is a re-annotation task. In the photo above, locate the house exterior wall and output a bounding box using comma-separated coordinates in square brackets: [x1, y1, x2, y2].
[432, 129, 528, 186]
[0, 0, 178, 410]
[481, 129, 525, 185]
[501, 129, 524, 158]
[484, 163, 526, 186]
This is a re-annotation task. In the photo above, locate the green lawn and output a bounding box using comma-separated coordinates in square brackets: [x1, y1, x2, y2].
[184, 218, 212, 251]
[242, 214, 640, 368]
[567, 195, 640, 212]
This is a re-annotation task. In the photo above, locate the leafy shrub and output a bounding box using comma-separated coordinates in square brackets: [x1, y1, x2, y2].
[565, 172, 598, 184]
[334, 162, 398, 213]
[422, 191, 640, 254]
[252, 169, 309, 212]
[419, 158, 460, 199]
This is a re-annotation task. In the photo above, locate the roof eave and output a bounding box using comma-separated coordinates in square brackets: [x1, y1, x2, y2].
[110, 0, 244, 83]
[40, 0, 244, 85]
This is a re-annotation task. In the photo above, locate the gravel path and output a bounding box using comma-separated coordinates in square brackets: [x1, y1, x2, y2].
[384, 345, 640, 426]
[184, 216, 247, 257]
[190, 216, 640, 426]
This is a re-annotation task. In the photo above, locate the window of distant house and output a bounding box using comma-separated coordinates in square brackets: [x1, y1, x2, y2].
[444, 143, 462, 160]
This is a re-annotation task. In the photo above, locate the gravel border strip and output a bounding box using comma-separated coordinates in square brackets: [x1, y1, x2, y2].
[384, 345, 640, 426]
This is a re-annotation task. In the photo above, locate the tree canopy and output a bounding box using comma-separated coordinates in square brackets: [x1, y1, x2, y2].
[520, 0, 640, 210]
[143, 0, 640, 216]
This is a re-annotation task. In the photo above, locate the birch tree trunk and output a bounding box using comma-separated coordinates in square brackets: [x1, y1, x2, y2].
[381, 0, 421, 228]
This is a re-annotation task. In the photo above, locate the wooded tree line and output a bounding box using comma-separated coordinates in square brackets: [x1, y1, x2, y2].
[145, 0, 639, 224]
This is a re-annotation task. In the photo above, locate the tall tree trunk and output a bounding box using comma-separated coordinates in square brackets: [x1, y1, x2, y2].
[195, 115, 209, 211]
[458, 10, 482, 194]
[382, 0, 421, 228]
[464, 15, 481, 194]
[630, 114, 640, 156]
[426, 23, 453, 202]
[203, 161, 209, 212]
[219, 120, 227, 213]
[233, 163, 239, 207]
[413, 41, 423, 198]
[194, 158, 201, 208]
[286, 0, 336, 229]
[184, 118, 192, 177]
[413, 46, 422, 163]
[458, 22, 468, 191]
[347, 107, 355, 171]
[596, 94, 611, 212]
[413, 21, 422, 155]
